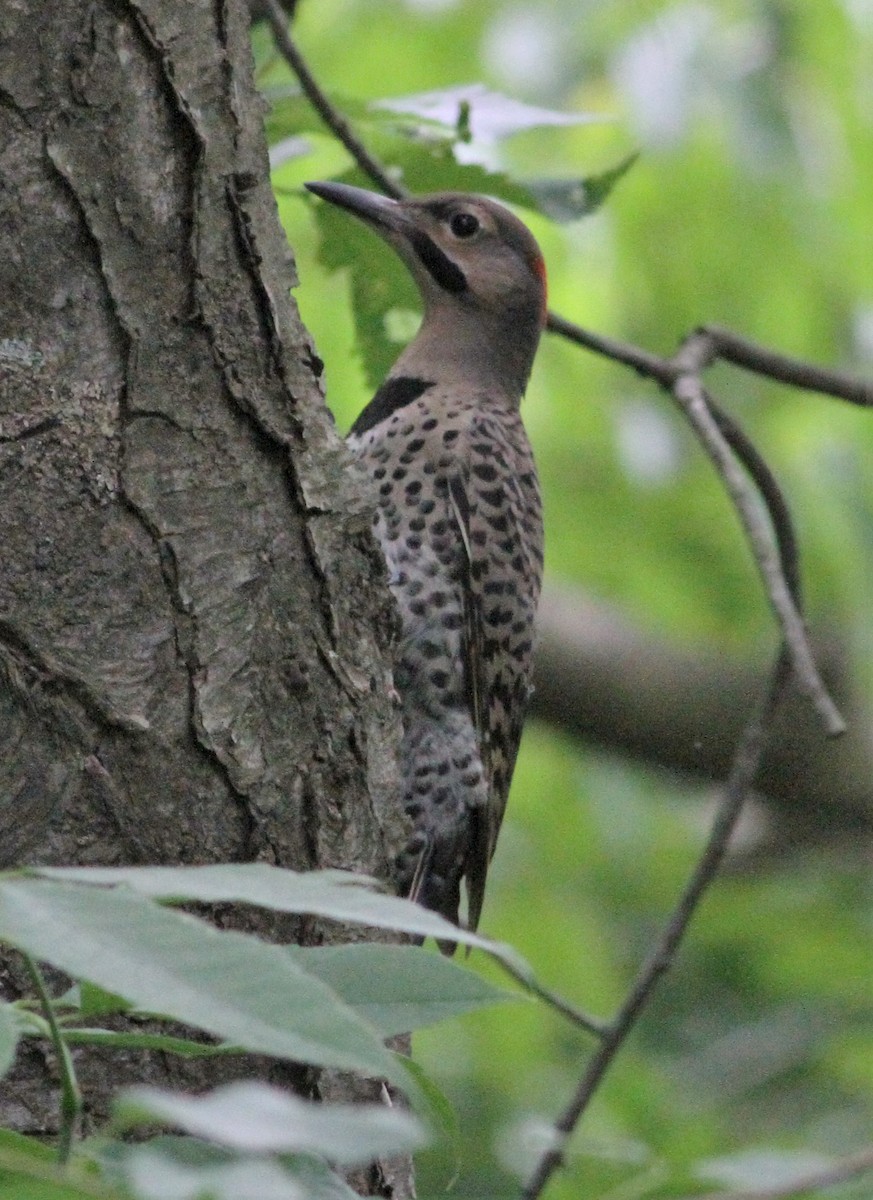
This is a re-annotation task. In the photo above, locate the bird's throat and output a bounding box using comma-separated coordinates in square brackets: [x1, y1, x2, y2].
[391, 306, 538, 403]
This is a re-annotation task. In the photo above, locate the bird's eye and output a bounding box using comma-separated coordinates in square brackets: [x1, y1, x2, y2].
[449, 211, 480, 239]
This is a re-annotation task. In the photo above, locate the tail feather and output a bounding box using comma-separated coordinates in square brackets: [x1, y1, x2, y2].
[400, 834, 464, 955]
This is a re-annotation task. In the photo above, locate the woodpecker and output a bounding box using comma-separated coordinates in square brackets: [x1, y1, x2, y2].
[307, 181, 545, 936]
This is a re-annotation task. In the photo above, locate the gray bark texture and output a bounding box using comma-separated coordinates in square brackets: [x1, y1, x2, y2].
[0, 1, 411, 1193]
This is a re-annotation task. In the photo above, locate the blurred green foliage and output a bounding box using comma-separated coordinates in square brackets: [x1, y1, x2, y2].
[260, 1, 871, 1195]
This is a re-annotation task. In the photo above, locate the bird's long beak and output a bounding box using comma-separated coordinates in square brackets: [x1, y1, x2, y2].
[305, 181, 406, 235]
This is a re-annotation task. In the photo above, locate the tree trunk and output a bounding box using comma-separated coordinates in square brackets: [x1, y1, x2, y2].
[0, 1, 408, 1191]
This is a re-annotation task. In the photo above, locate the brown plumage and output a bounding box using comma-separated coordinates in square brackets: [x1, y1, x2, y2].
[307, 182, 545, 937]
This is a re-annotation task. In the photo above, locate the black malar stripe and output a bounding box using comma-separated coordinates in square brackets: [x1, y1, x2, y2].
[409, 231, 468, 295]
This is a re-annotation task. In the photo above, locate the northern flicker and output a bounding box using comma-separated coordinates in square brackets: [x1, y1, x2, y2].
[307, 181, 545, 935]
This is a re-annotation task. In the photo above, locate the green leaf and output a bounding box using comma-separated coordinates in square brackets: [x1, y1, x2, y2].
[60, 1029, 240, 1056]
[77, 982, 131, 1020]
[111, 1138, 361, 1200]
[375, 83, 605, 142]
[278, 1155, 361, 1200]
[0, 1000, 21, 1078]
[285, 943, 517, 1035]
[30, 865, 526, 967]
[117, 1143, 306, 1200]
[399, 1055, 460, 1162]
[0, 1129, 117, 1199]
[114, 1081, 427, 1164]
[0, 878, 408, 1089]
[389, 150, 539, 211]
[0, 1128, 58, 1167]
[526, 153, 640, 221]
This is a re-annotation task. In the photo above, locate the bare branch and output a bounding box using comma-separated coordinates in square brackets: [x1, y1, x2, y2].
[669, 374, 844, 736]
[546, 312, 873, 409]
[695, 324, 873, 406]
[521, 653, 793, 1200]
[544, 316, 849, 739]
[705, 400, 801, 597]
[682, 1143, 873, 1200]
[546, 310, 676, 385]
[489, 951, 609, 1040]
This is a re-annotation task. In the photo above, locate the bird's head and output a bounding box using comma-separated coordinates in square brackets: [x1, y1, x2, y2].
[306, 182, 547, 399]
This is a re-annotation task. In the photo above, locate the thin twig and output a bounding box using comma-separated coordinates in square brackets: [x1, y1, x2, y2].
[546, 313, 873, 409]
[23, 954, 82, 1164]
[521, 652, 793, 1200]
[683, 1143, 873, 1200]
[545, 311, 676, 385]
[263, 0, 405, 199]
[544, 320, 845, 734]
[670, 375, 844, 736]
[706, 401, 801, 599]
[490, 952, 609, 1040]
[697, 325, 873, 407]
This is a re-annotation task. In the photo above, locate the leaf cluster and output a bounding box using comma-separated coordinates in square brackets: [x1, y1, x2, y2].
[0, 867, 519, 1199]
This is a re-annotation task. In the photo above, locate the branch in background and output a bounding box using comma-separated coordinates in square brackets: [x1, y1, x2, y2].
[705, 400, 800, 595]
[669, 372, 842, 735]
[682, 1144, 873, 1200]
[546, 311, 675, 384]
[532, 585, 873, 839]
[491, 949, 610, 1040]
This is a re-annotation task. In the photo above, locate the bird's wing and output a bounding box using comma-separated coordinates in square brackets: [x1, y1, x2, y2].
[446, 471, 489, 768]
[445, 467, 491, 933]
[448, 409, 542, 931]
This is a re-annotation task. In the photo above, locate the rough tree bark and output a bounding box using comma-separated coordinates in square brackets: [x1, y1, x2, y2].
[0, 1, 409, 1192]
